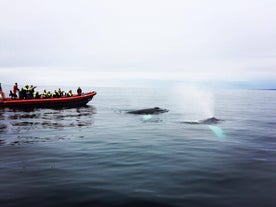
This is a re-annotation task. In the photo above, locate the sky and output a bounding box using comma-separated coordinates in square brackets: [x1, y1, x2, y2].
[0, 0, 276, 88]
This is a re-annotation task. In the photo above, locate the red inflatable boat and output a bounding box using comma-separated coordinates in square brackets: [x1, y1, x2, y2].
[0, 91, 97, 108]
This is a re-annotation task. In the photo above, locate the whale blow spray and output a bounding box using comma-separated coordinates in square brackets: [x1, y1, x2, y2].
[172, 84, 214, 120]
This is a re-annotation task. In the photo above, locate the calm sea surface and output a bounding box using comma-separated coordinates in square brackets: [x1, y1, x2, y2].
[0, 87, 276, 207]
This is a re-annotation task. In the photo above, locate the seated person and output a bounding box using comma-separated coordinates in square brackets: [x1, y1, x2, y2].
[42, 90, 48, 98]
[47, 91, 52, 98]
[58, 88, 64, 97]
[67, 90, 73, 97]
[52, 90, 58, 98]
[77, 87, 82, 96]
[9, 90, 17, 99]
[34, 91, 41, 99]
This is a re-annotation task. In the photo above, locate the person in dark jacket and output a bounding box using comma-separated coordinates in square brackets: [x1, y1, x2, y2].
[21, 85, 29, 99]
[77, 87, 82, 96]
[29, 85, 37, 99]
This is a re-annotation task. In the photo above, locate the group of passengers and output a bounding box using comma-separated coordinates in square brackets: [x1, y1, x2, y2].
[10, 83, 37, 99]
[9, 83, 82, 100]
[42, 89, 67, 98]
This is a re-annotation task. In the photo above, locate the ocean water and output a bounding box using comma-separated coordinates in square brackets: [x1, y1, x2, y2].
[0, 87, 276, 207]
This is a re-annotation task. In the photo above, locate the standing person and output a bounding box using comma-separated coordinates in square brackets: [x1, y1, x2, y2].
[29, 85, 37, 98]
[77, 86, 82, 96]
[13, 83, 19, 97]
[22, 85, 30, 99]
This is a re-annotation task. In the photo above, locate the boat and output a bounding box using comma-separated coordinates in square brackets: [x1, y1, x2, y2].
[0, 91, 97, 108]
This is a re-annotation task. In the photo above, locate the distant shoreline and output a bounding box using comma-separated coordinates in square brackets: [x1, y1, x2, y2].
[253, 89, 276, 90]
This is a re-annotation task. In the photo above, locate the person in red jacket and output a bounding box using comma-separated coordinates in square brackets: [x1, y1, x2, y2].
[13, 83, 19, 97]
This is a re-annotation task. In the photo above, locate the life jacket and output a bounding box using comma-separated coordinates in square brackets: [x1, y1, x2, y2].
[42, 91, 48, 98]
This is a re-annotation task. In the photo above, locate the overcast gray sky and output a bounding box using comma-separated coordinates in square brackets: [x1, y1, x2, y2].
[1, 0, 276, 88]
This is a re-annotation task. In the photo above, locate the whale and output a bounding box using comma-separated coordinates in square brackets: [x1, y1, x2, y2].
[182, 117, 225, 138]
[127, 107, 169, 115]
[181, 117, 223, 125]
[199, 117, 223, 124]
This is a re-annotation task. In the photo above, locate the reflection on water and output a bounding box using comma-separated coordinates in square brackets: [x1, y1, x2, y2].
[0, 106, 96, 145]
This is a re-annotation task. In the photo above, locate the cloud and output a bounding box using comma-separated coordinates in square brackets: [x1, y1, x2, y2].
[0, 0, 275, 87]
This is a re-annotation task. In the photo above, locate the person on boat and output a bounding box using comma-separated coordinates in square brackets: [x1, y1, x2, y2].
[29, 85, 37, 98]
[58, 88, 64, 97]
[9, 90, 17, 99]
[25, 85, 33, 99]
[34, 91, 40, 99]
[77, 87, 82, 96]
[47, 91, 52, 98]
[0, 83, 5, 100]
[21, 85, 29, 99]
[0, 90, 4, 100]
[67, 90, 73, 97]
[42, 89, 48, 98]
[13, 83, 20, 98]
[52, 90, 58, 98]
